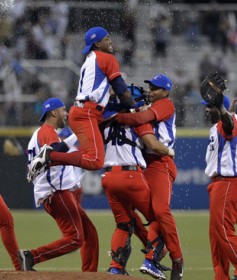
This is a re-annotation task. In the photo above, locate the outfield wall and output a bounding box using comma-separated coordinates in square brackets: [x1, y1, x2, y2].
[0, 128, 210, 210]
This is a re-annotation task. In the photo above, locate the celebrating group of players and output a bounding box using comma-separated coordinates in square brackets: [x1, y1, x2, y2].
[21, 26, 183, 280]
[5, 24, 237, 280]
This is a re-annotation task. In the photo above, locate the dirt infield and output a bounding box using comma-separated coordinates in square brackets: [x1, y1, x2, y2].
[0, 271, 144, 280]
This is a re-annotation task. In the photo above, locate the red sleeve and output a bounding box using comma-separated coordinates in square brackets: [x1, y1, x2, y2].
[37, 124, 60, 147]
[150, 98, 175, 121]
[95, 51, 121, 81]
[134, 123, 155, 137]
[115, 110, 156, 126]
[217, 115, 237, 140]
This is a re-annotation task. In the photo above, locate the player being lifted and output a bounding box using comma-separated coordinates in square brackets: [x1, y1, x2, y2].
[27, 26, 139, 181]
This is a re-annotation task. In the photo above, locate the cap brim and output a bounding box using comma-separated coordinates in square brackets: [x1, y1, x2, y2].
[200, 100, 208, 105]
[144, 80, 157, 87]
[39, 113, 46, 122]
[82, 44, 93, 55]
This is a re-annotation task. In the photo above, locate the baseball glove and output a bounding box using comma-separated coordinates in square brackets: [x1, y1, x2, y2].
[200, 72, 227, 108]
[3, 137, 24, 156]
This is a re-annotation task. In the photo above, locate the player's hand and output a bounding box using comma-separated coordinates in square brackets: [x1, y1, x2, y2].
[168, 148, 175, 159]
[138, 104, 150, 112]
[114, 113, 125, 123]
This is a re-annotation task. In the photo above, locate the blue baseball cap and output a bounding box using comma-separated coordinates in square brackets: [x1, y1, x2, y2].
[144, 74, 172, 92]
[127, 84, 144, 100]
[39, 98, 65, 122]
[82, 27, 109, 55]
[200, 95, 230, 110]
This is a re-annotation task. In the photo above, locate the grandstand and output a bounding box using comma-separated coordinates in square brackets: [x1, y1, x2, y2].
[0, 1, 237, 127]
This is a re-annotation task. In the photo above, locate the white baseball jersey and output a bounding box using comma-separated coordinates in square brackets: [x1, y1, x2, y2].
[146, 99, 176, 155]
[102, 121, 154, 168]
[27, 126, 81, 207]
[205, 114, 237, 177]
[76, 50, 121, 107]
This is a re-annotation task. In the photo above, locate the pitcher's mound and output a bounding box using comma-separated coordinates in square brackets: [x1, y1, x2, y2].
[0, 271, 144, 280]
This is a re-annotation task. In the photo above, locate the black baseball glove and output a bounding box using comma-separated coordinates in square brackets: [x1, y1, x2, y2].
[200, 72, 227, 108]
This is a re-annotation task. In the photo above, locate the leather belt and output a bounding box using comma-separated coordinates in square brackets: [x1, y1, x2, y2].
[104, 165, 142, 172]
[74, 100, 103, 112]
[212, 176, 237, 182]
[146, 154, 162, 161]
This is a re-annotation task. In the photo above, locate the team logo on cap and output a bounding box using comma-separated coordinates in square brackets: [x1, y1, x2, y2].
[167, 83, 171, 88]
[90, 34, 96, 39]
[45, 104, 50, 108]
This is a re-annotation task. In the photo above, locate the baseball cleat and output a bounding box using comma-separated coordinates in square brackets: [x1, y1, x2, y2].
[170, 258, 183, 280]
[19, 250, 35, 271]
[27, 144, 53, 183]
[107, 267, 129, 275]
[140, 259, 166, 279]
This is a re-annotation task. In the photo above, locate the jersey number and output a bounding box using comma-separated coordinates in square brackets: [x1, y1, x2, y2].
[104, 122, 136, 147]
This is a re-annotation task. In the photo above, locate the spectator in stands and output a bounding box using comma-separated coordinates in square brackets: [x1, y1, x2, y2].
[26, 13, 63, 59]
[148, 3, 172, 59]
[50, 0, 69, 40]
[121, 9, 137, 66]
[218, 12, 231, 54]
[198, 53, 216, 83]
[185, 9, 200, 44]
[171, 67, 191, 127]
[201, 2, 220, 49]
[227, 11, 237, 53]
[151, 13, 172, 59]
[49, 0, 69, 58]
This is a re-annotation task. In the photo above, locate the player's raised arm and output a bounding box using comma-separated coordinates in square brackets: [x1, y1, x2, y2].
[110, 76, 136, 109]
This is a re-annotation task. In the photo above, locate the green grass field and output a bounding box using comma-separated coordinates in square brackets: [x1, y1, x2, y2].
[0, 210, 235, 279]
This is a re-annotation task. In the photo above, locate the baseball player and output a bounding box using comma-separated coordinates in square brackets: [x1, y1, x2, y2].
[229, 100, 237, 280]
[0, 195, 21, 270]
[200, 92, 237, 280]
[20, 97, 99, 271]
[27, 26, 139, 179]
[101, 89, 174, 278]
[115, 74, 183, 280]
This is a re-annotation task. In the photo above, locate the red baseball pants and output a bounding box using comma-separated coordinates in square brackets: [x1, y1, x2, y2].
[31, 190, 84, 264]
[74, 189, 99, 272]
[144, 156, 183, 261]
[0, 195, 21, 270]
[208, 178, 237, 280]
[49, 104, 104, 170]
[102, 166, 156, 269]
